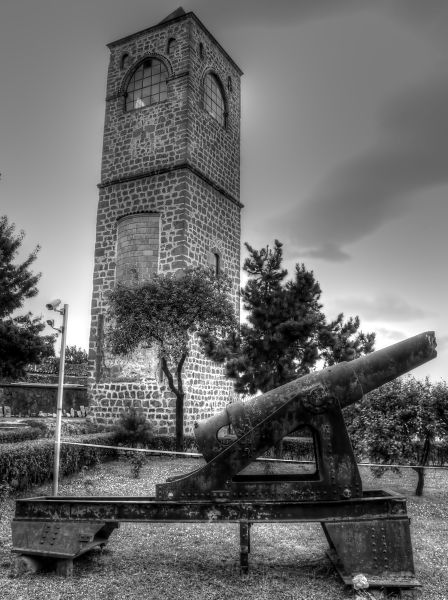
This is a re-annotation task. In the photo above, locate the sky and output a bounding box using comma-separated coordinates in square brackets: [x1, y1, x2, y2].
[0, 0, 447, 381]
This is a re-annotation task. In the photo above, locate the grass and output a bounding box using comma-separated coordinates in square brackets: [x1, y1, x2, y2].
[0, 458, 447, 600]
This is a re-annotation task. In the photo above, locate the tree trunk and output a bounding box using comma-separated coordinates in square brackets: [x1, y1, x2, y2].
[273, 441, 283, 459]
[161, 354, 187, 452]
[175, 390, 185, 452]
[413, 435, 431, 496]
[414, 467, 425, 497]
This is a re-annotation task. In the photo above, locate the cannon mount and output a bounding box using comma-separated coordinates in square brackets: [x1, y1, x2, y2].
[11, 332, 437, 594]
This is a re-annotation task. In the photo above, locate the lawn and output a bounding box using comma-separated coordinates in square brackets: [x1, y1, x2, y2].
[0, 457, 447, 600]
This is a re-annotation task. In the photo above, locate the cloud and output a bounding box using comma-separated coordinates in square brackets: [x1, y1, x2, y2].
[275, 74, 448, 259]
[387, 0, 448, 48]
[190, 0, 448, 41]
[300, 243, 350, 262]
[334, 295, 426, 322]
[189, 0, 360, 28]
[374, 327, 406, 341]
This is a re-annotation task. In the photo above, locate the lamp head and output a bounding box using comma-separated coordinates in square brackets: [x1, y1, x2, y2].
[46, 299, 62, 311]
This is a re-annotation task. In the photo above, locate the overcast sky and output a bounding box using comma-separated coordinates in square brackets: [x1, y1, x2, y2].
[1, 0, 447, 380]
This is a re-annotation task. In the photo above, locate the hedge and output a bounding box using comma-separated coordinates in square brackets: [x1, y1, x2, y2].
[0, 419, 103, 445]
[0, 427, 42, 444]
[0, 432, 117, 493]
[0, 431, 316, 497]
[128, 434, 315, 461]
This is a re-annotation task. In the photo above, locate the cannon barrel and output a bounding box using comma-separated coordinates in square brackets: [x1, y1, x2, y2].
[342, 330, 437, 401]
[195, 331, 437, 462]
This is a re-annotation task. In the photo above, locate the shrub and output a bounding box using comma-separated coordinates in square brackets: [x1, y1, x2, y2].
[139, 434, 198, 453]
[0, 427, 42, 444]
[23, 418, 103, 438]
[112, 407, 153, 448]
[119, 433, 314, 461]
[0, 432, 117, 492]
[345, 376, 448, 496]
[272, 436, 315, 461]
[23, 418, 49, 435]
[126, 452, 145, 479]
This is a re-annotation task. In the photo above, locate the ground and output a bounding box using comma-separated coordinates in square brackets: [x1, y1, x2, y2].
[0, 457, 447, 600]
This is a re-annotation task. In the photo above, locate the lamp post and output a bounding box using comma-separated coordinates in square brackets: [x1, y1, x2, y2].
[46, 300, 69, 496]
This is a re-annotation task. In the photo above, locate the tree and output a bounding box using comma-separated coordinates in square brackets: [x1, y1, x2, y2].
[204, 240, 375, 395]
[0, 313, 54, 379]
[106, 267, 238, 450]
[0, 215, 40, 318]
[0, 215, 55, 379]
[346, 376, 448, 496]
[28, 345, 89, 377]
[64, 345, 88, 364]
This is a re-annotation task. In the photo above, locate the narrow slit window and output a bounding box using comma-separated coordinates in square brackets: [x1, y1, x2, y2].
[213, 253, 220, 276]
[121, 53, 130, 70]
[167, 38, 176, 54]
[208, 251, 221, 276]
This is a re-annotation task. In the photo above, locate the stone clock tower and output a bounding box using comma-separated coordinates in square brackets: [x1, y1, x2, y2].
[88, 8, 243, 433]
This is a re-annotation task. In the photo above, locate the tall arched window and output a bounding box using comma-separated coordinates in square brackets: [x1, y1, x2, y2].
[125, 58, 168, 111]
[204, 73, 225, 127]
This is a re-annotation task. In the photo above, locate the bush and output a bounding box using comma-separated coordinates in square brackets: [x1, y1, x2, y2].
[121, 433, 314, 461]
[0, 431, 117, 492]
[25, 418, 103, 437]
[273, 436, 315, 461]
[22, 418, 49, 435]
[112, 407, 153, 448]
[141, 435, 198, 453]
[0, 419, 103, 444]
[0, 427, 42, 444]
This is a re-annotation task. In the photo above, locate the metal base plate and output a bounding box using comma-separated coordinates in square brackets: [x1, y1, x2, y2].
[11, 490, 418, 587]
[326, 549, 421, 589]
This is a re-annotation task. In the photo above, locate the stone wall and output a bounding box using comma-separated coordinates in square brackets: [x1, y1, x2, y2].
[88, 10, 242, 433]
[0, 384, 87, 418]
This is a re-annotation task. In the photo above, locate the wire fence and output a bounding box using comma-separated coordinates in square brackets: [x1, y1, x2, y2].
[60, 440, 448, 471]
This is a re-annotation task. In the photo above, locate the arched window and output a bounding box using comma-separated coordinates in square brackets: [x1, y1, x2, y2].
[204, 73, 225, 127]
[125, 58, 168, 111]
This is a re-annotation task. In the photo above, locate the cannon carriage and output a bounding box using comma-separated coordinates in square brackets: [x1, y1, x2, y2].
[11, 332, 437, 594]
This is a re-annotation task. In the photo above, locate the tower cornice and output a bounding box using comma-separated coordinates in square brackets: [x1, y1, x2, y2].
[107, 11, 243, 76]
[97, 163, 244, 209]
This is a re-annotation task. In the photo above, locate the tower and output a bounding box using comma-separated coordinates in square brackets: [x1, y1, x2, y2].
[88, 8, 243, 433]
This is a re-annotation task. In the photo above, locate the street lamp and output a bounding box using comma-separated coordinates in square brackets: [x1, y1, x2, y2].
[46, 299, 69, 496]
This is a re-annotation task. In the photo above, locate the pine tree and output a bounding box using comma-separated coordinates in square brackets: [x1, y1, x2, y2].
[204, 240, 375, 395]
[0, 215, 54, 379]
[0, 215, 40, 318]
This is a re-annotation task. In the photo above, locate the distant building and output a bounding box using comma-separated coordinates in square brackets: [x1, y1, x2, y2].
[88, 8, 243, 433]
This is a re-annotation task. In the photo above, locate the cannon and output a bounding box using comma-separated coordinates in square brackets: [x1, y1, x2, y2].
[12, 332, 436, 592]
